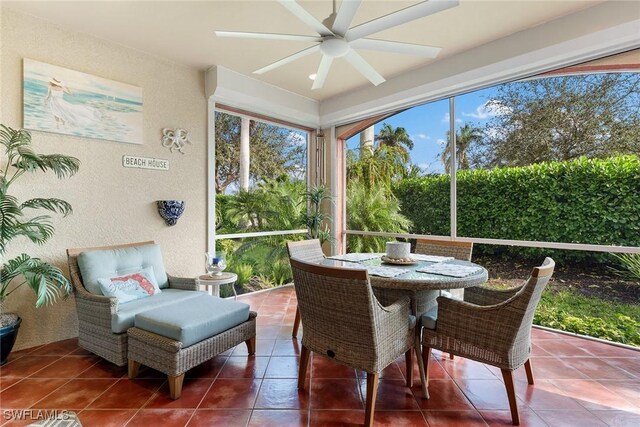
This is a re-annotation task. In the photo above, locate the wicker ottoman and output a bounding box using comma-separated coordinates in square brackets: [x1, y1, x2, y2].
[127, 294, 257, 399]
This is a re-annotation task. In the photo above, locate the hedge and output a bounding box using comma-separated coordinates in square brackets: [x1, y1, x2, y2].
[394, 156, 640, 261]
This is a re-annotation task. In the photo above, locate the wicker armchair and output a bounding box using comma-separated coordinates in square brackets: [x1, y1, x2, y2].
[67, 241, 199, 366]
[290, 258, 415, 427]
[421, 257, 555, 425]
[286, 239, 325, 337]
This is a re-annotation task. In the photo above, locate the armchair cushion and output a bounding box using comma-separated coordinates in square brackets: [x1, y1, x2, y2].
[112, 289, 202, 333]
[78, 243, 169, 295]
[134, 294, 251, 347]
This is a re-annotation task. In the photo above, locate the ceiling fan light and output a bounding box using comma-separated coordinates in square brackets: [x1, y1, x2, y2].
[320, 37, 349, 58]
[309, 73, 317, 80]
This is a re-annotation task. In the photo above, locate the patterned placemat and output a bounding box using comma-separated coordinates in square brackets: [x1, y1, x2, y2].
[365, 266, 407, 278]
[328, 253, 382, 262]
[416, 263, 483, 278]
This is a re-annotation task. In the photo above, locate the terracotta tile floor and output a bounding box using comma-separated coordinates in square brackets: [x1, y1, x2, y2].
[1, 285, 638, 426]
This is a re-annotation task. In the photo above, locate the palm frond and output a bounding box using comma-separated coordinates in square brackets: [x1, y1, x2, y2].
[0, 125, 31, 158]
[20, 198, 73, 216]
[21, 257, 72, 307]
[13, 216, 55, 245]
[14, 146, 80, 179]
[1, 254, 71, 306]
[39, 154, 81, 178]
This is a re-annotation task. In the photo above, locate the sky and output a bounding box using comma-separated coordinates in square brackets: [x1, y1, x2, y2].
[346, 85, 501, 174]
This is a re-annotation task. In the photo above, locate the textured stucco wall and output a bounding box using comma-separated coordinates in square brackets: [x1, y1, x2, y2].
[0, 8, 207, 350]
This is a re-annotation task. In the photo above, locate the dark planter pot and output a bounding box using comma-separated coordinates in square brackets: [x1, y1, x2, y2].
[0, 316, 21, 365]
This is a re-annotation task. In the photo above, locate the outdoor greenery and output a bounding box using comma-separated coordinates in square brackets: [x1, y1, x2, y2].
[395, 155, 640, 261]
[213, 71, 639, 345]
[346, 180, 411, 252]
[469, 73, 640, 168]
[214, 111, 306, 194]
[0, 125, 79, 313]
[610, 253, 640, 283]
[534, 290, 640, 346]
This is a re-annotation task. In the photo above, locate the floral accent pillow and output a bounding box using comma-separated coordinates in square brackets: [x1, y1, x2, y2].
[97, 266, 162, 304]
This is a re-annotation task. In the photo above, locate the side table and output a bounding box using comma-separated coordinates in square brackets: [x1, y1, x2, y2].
[196, 272, 238, 300]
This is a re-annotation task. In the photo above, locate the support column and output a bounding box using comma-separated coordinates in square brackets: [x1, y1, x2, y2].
[240, 117, 250, 191]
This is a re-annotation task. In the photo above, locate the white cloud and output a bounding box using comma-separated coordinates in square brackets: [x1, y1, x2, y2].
[463, 100, 511, 119]
[287, 131, 306, 146]
[441, 113, 462, 124]
[413, 133, 429, 140]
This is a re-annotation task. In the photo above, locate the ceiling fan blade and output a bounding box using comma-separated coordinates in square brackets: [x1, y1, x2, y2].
[331, 0, 362, 37]
[215, 31, 322, 43]
[278, 0, 333, 36]
[344, 49, 385, 86]
[350, 38, 441, 57]
[312, 55, 334, 90]
[254, 44, 321, 75]
[346, 0, 459, 41]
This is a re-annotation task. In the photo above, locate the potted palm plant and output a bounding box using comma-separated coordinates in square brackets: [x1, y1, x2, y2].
[0, 125, 80, 365]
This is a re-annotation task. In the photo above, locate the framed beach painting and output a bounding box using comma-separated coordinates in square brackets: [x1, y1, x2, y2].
[23, 58, 143, 144]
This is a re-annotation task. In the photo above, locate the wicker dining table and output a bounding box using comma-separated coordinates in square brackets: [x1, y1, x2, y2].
[320, 253, 489, 399]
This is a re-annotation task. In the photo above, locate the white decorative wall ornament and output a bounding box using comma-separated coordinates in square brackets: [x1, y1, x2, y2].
[162, 128, 191, 154]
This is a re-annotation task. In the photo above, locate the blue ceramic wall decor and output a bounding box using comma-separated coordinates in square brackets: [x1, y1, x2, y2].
[157, 200, 185, 226]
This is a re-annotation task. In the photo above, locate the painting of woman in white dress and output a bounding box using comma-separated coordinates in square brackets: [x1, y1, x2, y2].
[44, 78, 102, 129]
[23, 59, 143, 144]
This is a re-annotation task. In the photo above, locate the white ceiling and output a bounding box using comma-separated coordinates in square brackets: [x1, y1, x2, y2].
[4, 0, 604, 101]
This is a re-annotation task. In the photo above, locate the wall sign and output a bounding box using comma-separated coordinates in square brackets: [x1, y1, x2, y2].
[122, 155, 169, 171]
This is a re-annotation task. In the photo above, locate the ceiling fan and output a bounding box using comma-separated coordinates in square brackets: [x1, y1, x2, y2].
[216, 0, 459, 90]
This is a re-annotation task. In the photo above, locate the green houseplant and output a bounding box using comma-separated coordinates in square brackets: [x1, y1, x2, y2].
[0, 125, 80, 364]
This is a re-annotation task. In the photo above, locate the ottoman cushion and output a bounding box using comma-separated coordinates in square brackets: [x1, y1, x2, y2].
[134, 294, 250, 347]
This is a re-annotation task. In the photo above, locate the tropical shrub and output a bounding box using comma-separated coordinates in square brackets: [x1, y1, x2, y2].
[234, 263, 254, 285]
[347, 179, 412, 252]
[395, 156, 640, 261]
[609, 253, 640, 283]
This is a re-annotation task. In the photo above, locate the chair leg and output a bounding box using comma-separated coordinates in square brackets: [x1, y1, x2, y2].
[292, 307, 301, 337]
[245, 337, 256, 355]
[524, 359, 534, 385]
[404, 349, 414, 388]
[449, 353, 454, 359]
[422, 346, 432, 390]
[168, 373, 185, 400]
[364, 372, 379, 427]
[415, 337, 429, 399]
[128, 359, 140, 379]
[298, 344, 311, 390]
[501, 369, 520, 425]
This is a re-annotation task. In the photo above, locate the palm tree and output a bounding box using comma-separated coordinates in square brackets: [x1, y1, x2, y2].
[375, 123, 414, 162]
[441, 123, 482, 173]
[346, 180, 412, 253]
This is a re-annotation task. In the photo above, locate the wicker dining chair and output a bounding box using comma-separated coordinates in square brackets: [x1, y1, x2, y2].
[286, 239, 325, 338]
[290, 258, 416, 427]
[415, 238, 475, 359]
[414, 238, 474, 262]
[421, 257, 555, 425]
